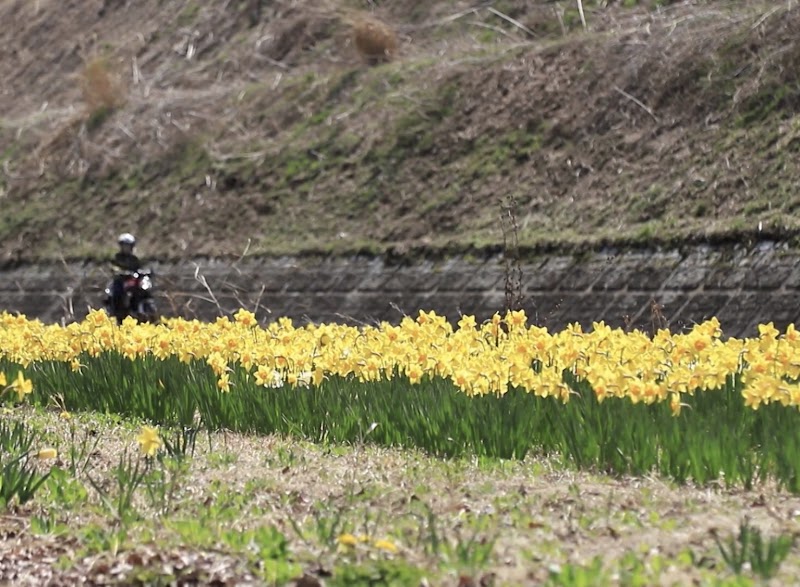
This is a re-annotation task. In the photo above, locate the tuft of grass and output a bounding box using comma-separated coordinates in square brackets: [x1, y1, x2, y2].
[0, 419, 53, 509]
[713, 518, 796, 580]
[80, 57, 125, 130]
[352, 15, 398, 65]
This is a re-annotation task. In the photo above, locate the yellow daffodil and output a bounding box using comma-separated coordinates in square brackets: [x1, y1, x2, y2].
[0, 309, 798, 413]
[373, 539, 398, 553]
[11, 372, 32, 402]
[37, 448, 58, 460]
[136, 426, 162, 457]
[337, 533, 358, 548]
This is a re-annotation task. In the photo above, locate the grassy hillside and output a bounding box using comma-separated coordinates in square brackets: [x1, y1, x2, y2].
[1, 0, 799, 263]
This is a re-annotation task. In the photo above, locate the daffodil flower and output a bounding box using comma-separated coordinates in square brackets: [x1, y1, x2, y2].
[10, 372, 32, 402]
[337, 533, 358, 548]
[373, 539, 398, 553]
[37, 448, 58, 460]
[136, 426, 162, 457]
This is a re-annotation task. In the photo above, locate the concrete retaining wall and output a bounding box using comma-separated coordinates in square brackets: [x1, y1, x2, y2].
[1, 241, 799, 337]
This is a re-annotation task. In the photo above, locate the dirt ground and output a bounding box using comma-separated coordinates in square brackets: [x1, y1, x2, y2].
[1, 1, 799, 264]
[1, 408, 799, 585]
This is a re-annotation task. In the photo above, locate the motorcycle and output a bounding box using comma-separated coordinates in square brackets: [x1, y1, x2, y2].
[103, 268, 159, 324]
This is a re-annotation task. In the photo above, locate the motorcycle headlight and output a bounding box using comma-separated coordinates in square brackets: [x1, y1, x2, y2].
[140, 276, 152, 291]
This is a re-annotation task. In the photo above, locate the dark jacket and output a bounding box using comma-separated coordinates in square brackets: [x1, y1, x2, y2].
[112, 251, 141, 274]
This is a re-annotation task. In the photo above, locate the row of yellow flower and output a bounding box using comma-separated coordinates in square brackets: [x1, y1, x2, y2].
[1, 308, 800, 412]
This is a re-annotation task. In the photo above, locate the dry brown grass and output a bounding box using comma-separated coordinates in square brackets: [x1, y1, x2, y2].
[80, 57, 125, 126]
[352, 15, 398, 64]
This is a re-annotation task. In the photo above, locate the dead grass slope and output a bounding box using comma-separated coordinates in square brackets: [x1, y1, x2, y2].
[1, 0, 799, 263]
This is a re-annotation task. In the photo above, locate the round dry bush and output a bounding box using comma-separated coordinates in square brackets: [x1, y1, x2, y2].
[352, 16, 397, 64]
[81, 57, 125, 113]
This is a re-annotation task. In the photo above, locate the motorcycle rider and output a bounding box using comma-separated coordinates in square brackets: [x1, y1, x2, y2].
[110, 233, 141, 314]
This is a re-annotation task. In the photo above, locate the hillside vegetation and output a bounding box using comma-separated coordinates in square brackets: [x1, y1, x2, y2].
[1, 0, 799, 263]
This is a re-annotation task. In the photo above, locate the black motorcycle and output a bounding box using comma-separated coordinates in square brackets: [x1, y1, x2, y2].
[103, 269, 159, 324]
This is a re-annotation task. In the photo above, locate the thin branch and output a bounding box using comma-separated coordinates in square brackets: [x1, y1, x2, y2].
[486, 6, 537, 37]
[576, 0, 587, 31]
[193, 264, 225, 317]
[613, 86, 659, 123]
[467, 20, 520, 41]
[251, 284, 268, 316]
[751, 5, 782, 30]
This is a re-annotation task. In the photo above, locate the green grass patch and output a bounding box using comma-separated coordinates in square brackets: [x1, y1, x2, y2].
[9, 355, 800, 492]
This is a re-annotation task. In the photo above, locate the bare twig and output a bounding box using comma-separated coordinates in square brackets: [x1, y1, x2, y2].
[251, 284, 269, 317]
[235, 238, 252, 265]
[391, 3, 488, 32]
[555, 6, 567, 36]
[613, 86, 659, 123]
[501, 196, 524, 314]
[486, 6, 536, 37]
[252, 54, 289, 70]
[193, 263, 225, 317]
[650, 298, 668, 335]
[437, 5, 487, 26]
[131, 56, 141, 86]
[576, 0, 587, 31]
[388, 301, 408, 320]
[751, 5, 782, 30]
[334, 312, 374, 327]
[115, 123, 136, 140]
[467, 20, 519, 41]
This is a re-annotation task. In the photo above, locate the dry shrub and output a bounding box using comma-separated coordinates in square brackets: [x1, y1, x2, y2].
[352, 16, 397, 64]
[80, 57, 125, 128]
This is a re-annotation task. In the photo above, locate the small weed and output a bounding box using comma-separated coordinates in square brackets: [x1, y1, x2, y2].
[0, 420, 52, 508]
[288, 502, 346, 552]
[144, 457, 188, 515]
[80, 524, 128, 557]
[160, 426, 199, 463]
[45, 468, 89, 508]
[30, 512, 69, 536]
[64, 421, 101, 478]
[713, 518, 795, 579]
[412, 503, 497, 572]
[546, 556, 608, 586]
[87, 449, 148, 522]
[207, 451, 238, 468]
[450, 521, 497, 572]
[168, 517, 217, 549]
[330, 560, 425, 587]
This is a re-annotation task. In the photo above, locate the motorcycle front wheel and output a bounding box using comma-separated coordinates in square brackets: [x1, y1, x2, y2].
[137, 300, 159, 324]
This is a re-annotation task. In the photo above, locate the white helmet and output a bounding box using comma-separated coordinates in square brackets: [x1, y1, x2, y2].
[118, 233, 136, 246]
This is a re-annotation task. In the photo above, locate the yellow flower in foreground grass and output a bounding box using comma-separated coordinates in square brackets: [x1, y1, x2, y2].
[11, 372, 33, 402]
[59, 411, 72, 420]
[337, 533, 358, 548]
[37, 448, 58, 460]
[373, 539, 398, 553]
[136, 426, 162, 457]
[0, 373, 6, 387]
